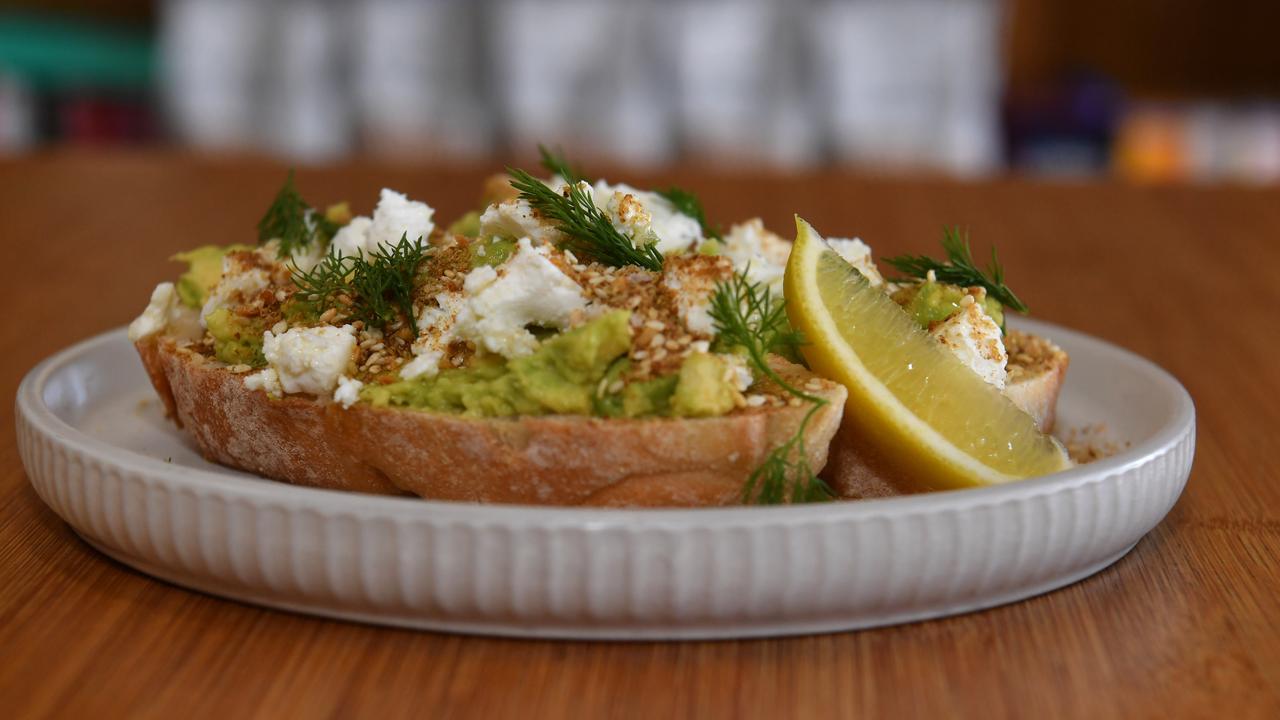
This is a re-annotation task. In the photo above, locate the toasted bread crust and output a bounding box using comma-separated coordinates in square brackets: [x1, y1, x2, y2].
[137, 338, 847, 507]
[822, 331, 1069, 499]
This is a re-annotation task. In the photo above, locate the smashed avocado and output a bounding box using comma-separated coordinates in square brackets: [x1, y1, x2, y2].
[892, 281, 1004, 329]
[205, 307, 266, 366]
[468, 236, 518, 268]
[447, 211, 481, 239]
[365, 310, 632, 416]
[364, 310, 744, 419]
[171, 245, 252, 308]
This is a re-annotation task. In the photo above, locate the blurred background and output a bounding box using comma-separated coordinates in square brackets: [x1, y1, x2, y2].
[1, 0, 1279, 182]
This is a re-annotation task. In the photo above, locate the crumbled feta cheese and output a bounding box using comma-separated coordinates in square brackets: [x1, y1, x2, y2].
[333, 375, 364, 408]
[369, 188, 435, 248]
[288, 231, 329, 272]
[720, 353, 754, 392]
[330, 188, 434, 258]
[721, 219, 791, 292]
[826, 237, 884, 286]
[261, 324, 357, 396]
[200, 256, 271, 327]
[931, 303, 1008, 389]
[243, 367, 283, 396]
[454, 238, 588, 358]
[128, 282, 200, 341]
[661, 255, 733, 336]
[477, 198, 564, 246]
[401, 291, 468, 380]
[331, 216, 373, 258]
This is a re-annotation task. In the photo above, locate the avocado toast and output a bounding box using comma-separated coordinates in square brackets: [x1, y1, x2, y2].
[130, 150, 1067, 506]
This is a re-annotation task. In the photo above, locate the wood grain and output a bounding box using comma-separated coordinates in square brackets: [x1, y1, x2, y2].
[2, 150, 1278, 719]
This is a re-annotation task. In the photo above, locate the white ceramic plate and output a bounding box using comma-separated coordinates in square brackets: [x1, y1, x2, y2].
[15, 318, 1194, 639]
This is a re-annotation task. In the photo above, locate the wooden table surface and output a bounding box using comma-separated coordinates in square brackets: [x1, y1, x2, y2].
[2, 150, 1277, 719]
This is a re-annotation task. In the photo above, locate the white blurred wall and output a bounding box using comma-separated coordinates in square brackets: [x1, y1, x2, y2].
[160, 0, 1004, 174]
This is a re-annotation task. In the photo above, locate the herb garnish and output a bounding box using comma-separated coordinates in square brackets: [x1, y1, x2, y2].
[507, 167, 665, 272]
[291, 233, 428, 333]
[709, 270, 831, 504]
[538, 144, 583, 185]
[883, 228, 1027, 314]
[257, 171, 340, 259]
[657, 187, 721, 241]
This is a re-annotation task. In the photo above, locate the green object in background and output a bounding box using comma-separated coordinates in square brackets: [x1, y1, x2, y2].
[0, 11, 152, 91]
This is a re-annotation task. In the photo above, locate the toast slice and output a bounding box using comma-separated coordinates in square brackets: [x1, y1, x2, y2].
[137, 338, 848, 507]
[822, 330, 1069, 499]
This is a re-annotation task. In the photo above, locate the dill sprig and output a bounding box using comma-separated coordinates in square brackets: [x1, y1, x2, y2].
[538, 144, 584, 184]
[883, 228, 1028, 313]
[709, 270, 831, 504]
[257, 171, 339, 259]
[290, 233, 428, 333]
[657, 186, 721, 241]
[507, 167, 665, 272]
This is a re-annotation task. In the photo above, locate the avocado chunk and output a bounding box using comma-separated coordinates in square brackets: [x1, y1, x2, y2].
[891, 280, 1004, 329]
[468, 236, 519, 268]
[671, 352, 740, 417]
[621, 374, 680, 417]
[205, 307, 266, 366]
[447, 211, 482, 239]
[510, 310, 633, 414]
[171, 244, 252, 309]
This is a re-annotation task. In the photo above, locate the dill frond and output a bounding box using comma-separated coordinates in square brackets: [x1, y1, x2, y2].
[709, 270, 831, 504]
[290, 233, 428, 333]
[257, 171, 339, 259]
[537, 144, 584, 184]
[507, 167, 665, 271]
[656, 186, 721, 241]
[883, 227, 1028, 313]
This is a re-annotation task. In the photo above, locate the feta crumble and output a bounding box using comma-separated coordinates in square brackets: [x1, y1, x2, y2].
[128, 282, 201, 341]
[401, 291, 468, 380]
[331, 188, 435, 258]
[333, 375, 364, 408]
[931, 303, 1008, 389]
[721, 219, 791, 292]
[261, 324, 357, 396]
[477, 197, 564, 246]
[243, 367, 283, 396]
[720, 353, 754, 392]
[454, 238, 588, 358]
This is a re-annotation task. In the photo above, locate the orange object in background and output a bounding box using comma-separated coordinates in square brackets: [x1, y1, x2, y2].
[1112, 107, 1190, 182]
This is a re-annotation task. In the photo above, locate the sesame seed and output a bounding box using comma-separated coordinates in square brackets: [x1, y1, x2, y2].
[665, 340, 680, 351]
[643, 319, 665, 331]
[649, 334, 666, 348]
[274, 289, 287, 302]
[632, 350, 649, 360]
[271, 320, 288, 334]
[651, 348, 668, 361]
[319, 308, 338, 323]
[370, 342, 385, 352]
[746, 394, 767, 407]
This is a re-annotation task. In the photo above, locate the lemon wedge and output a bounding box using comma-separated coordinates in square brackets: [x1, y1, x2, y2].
[784, 217, 1070, 490]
